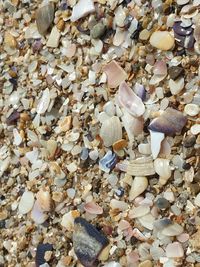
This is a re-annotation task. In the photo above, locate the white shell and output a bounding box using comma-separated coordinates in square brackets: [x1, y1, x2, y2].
[100, 116, 122, 147]
[129, 176, 148, 201]
[71, 0, 95, 22]
[18, 191, 34, 214]
[150, 130, 165, 159]
[154, 158, 171, 185]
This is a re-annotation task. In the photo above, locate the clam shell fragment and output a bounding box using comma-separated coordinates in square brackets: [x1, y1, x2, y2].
[100, 116, 122, 147]
[127, 157, 155, 176]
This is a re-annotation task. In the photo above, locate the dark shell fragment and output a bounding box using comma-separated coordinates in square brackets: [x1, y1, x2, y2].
[168, 66, 184, 80]
[6, 110, 20, 125]
[148, 108, 187, 135]
[73, 217, 109, 267]
[35, 243, 53, 267]
[173, 21, 193, 36]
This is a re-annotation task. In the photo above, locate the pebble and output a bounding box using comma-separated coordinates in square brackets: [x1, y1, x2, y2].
[18, 191, 34, 215]
[166, 242, 184, 258]
[194, 193, 200, 207]
[161, 223, 183, 236]
[150, 31, 175, 50]
[169, 77, 184, 95]
[184, 104, 200, 116]
[46, 26, 61, 48]
[4, 32, 17, 48]
[91, 23, 106, 39]
[73, 217, 109, 267]
[139, 29, 150, 41]
[36, 3, 55, 35]
[183, 135, 196, 148]
[138, 260, 152, 267]
[155, 197, 170, 210]
[168, 66, 184, 80]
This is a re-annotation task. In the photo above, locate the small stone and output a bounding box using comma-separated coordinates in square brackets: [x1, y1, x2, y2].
[139, 29, 150, 41]
[184, 104, 200, 117]
[162, 223, 183, 236]
[166, 242, 184, 258]
[36, 3, 55, 35]
[183, 135, 196, 148]
[194, 193, 200, 207]
[46, 26, 61, 48]
[56, 19, 65, 31]
[169, 77, 184, 95]
[138, 260, 152, 267]
[73, 217, 109, 267]
[150, 31, 175, 50]
[91, 23, 106, 39]
[4, 32, 17, 48]
[168, 66, 184, 80]
[18, 191, 34, 215]
[155, 197, 170, 209]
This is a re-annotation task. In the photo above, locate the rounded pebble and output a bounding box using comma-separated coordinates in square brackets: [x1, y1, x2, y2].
[150, 31, 175, 50]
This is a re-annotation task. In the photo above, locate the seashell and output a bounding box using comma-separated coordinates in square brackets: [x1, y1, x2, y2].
[36, 88, 50, 114]
[134, 83, 146, 101]
[103, 60, 128, 88]
[127, 157, 155, 176]
[113, 139, 128, 151]
[36, 188, 51, 212]
[61, 210, 80, 230]
[173, 21, 193, 36]
[169, 77, 184, 95]
[100, 116, 122, 147]
[35, 243, 53, 267]
[84, 202, 103, 214]
[138, 213, 155, 230]
[31, 200, 48, 224]
[18, 191, 34, 215]
[174, 32, 195, 49]
[161, 222, 183, 236]
[110, 199, 128, 211]
[71, 0, 95, 22]
[153, 61, 167, 76]
[99, 151, 117, 173]
[150, 130, 165, 160]
[166, 242, 184, 258]
[73, 217, 109, 267]
[148, 107, 187, 135]
[118, 82, 145, 117]
[153, 218, 172, 230]
[154, 158, 171, 185]
[129, 205, 150, 218]
[36, 3, 55, 35]
[103, 262, 121, 267]
[129, 176, 148, 201]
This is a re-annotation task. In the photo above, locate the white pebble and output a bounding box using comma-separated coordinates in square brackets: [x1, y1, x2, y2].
[67, 188, 76, 199]
[184, 104, 199, 116]
[18, 191, 34, 214]
[166, 242, 184, 258]
[191, 124, 200, 135]
[46, 26, 61, 48]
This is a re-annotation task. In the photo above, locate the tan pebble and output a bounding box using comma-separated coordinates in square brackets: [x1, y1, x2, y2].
[44, 251, 52, 262]
[0, 210, 8, 220]
[61, 256, 72, 266]
[59, 116, 72, 132]
[98, 244, 111, 261]
[4, 32, 17, 48]
[150, 31, 175, 50]
[139, 260, 153, 267]
[8, 69, 18, 78]
[52, 192, 64, 202]
[113, 139, 128, 151]
[56, 19, 65, 31]
[139, 29, 150, 40]
[46, 26, 61, 48]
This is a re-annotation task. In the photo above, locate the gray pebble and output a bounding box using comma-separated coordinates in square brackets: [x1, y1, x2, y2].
[155, 197, 170, 209]
[91, 23, 106, 39]
[183, 135, 196, 148]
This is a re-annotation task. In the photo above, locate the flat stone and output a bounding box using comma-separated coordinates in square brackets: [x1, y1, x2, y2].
[46, 26, 61, 48]
[73, 217, 109, 267]
[150, 31, 175, 50]
[168, 66, 184, 80]
[36, 3, 55, 35]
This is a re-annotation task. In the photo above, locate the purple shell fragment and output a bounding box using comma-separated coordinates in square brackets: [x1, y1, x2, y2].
[148, 108, 187, 135]
[173, 21, 193, 36]
[174, 32, 195, 49]
[73, 217, 109, 267]
[99, 151, 117, 173]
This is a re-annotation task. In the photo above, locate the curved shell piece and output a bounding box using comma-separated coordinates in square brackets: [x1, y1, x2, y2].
[129, 176, 148, 201]
[118, 82, 145, 117]
[100, 116, 122, 147]
[154, 158, 172, 185]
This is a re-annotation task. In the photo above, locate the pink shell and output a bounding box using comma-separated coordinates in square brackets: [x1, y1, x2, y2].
[153, 61, 167, 76]
[84, 201, 103, 214]
[103, 60, 128, 88]
[118, 219, 131, 230]
[118, 82, 145, 117]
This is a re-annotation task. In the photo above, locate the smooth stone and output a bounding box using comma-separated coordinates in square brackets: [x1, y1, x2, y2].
[139, 29, 150, 40]
[138, 260, 152, 267]
[194, 193, 200, 207]
[73, 217, 109, 267]
[184, 104, 200, 116]
[91, 23, 106, 39]
[162, 223, 183, 236]
[36, 3, 55, 35]
[166, 242, 184, 258]
[46, 26, 61, 48]
[168, 66, 184, 80]
[155, 197, 170, 210]
[150, 31, 175, 50]
[183, 135, 196, 148]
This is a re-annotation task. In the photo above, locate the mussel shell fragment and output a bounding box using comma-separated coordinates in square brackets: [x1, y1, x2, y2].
[35, 243, 53, 267]
[99, 151, 117, 173]
[73, 217, 109, 267]
[173, 21, 193, 36]
[148, 108, 187, 135]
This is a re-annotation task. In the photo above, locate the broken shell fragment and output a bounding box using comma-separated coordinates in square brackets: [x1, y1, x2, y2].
[36, 188, 51, 212]
[84, 202, 103, 215]
[73, 217, 109, 267]
[36, 3, 55, 35]
[118, 82, 145, 117]
[129, 176, 148, 201]
[99, 151, 117, 173]
[150, 130, 165, 159]
[100, 116, 122, 147]
[154, 158, 172, 185]
[126, 157, 155, 176]
[103, 60, 128, 88]
[35, 243, 53, 267]
[71, 0, 95, 22]
[148, 108, 187, 135]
